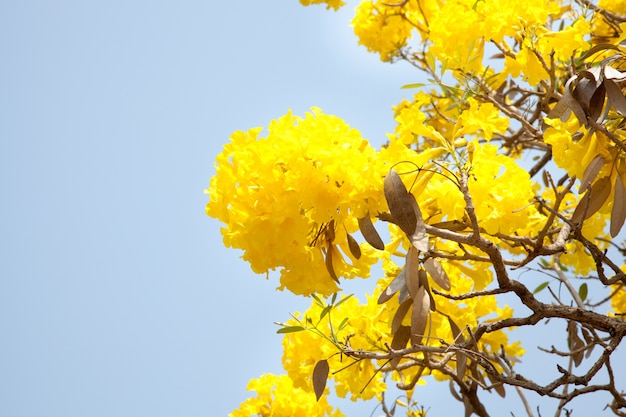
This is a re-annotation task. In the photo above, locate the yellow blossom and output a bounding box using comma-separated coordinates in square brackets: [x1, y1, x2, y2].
[299, 0, 346, 10]
[206, 108, 385, 296]
[229, 373, 346, 417]
[454, 98, 509, 141]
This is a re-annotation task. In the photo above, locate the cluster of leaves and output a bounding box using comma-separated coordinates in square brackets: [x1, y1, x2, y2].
[206, 0, 626, 416]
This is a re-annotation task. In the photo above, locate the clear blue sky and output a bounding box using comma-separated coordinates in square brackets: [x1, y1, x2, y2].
[1, 2, 623, 417]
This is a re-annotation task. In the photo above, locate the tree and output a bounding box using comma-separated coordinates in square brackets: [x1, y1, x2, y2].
[206, 0, 626, 416]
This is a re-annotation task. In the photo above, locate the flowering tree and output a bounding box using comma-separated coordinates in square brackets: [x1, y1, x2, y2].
[206, 0, 626, 416]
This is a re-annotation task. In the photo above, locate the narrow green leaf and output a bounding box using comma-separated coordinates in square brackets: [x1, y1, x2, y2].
[579, 283, 588, 302]
[319, 305, 332, 321]
[311, 294, 324, 308]
[338, 317, 349, 331]
[276, 325, 305, 334]
[333, 293, 353, 309]
[533, 281, 550, 294]
[401, 83, 426, 89]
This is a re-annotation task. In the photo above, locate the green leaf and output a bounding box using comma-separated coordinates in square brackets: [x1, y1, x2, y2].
[333, 293, 353, 309]
[401, 83, 426, 89]
[319, 305, 332, 321]
[533, 281, 550, 294]
[311, 294, 325, 308]
[338, 317, 349, 331]
[579, 283, 588, 302]
[276, 325, 305, 334]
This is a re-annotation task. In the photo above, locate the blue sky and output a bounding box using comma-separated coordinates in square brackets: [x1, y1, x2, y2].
[2, 1, 624, 417]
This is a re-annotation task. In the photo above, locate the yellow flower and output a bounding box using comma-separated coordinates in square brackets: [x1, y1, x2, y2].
[454, 98, 509, 141]
[206, 108, 384, 295]
[504, 45, 550, 87]
[468, 142, 537, 235]
[352, 1, 415, 62]
[281, 294, 389, 401]
[537, 17, 591, 62]
[229, 373, 346, 417]
[299, 0, 346, 10]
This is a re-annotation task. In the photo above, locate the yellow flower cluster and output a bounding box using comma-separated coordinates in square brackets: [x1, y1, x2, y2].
[349, 0, 582, 80]
[543, 114, 619, 265]
[229, 373, 346, 417]
[206, 108, 385, 296]
[280, 264, 524, 398]
[299, 0, 346, 10]
[281, 294, 389, 401]
[210, 2, 626, 413]
[351, 1, 416, 62]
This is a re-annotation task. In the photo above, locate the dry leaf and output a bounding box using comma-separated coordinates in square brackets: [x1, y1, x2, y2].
[580, 155, 605, 191]
[411, 286, 430, 346]
[398, 286, 410, 304]
[580, 43, 621, 60]
[580, 326, 595, 358]
[605, 79, 626, 116]
[572, 176, 612, 223]
[392, 297, 413, 334]
[486, 373, 506, 398]
[378, 268, 406, 304]
[567, 321, 585, 367]
[423, 258, 451, 291]
[384, 169, 417, 236]
[405, 247, 421, 298]
[604, 65, 626, 82]
[346, 233, 361, 260]
[456, 352, 467, 380]
[358, 213, 385, 250]
[312, 359, 329, 401]
[565, 75, 592, 126]
[325, 246, 339, 283]
[447, 316, 463, 342]
[430, 220, 468, 232]
[588, 82, 606, 123]
[417, 268, 436, 311]
[611, 173, 626, 237]
[408, 193, 429, 252]
[390, 325, 412, 368]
